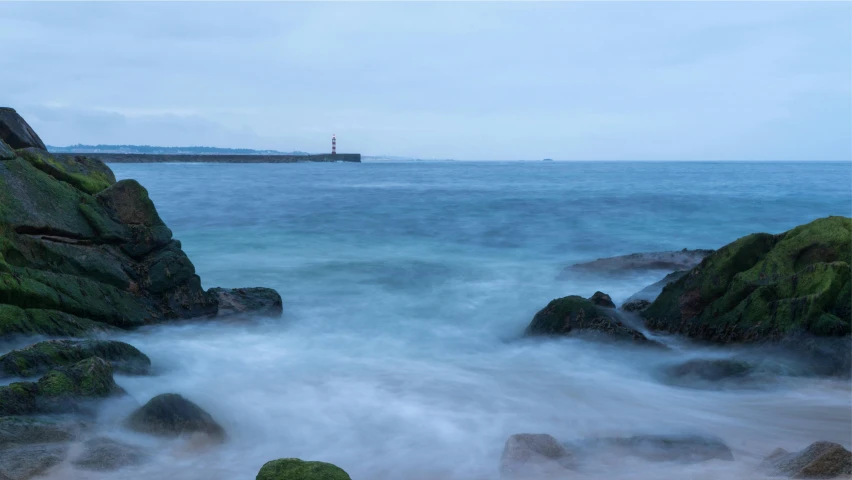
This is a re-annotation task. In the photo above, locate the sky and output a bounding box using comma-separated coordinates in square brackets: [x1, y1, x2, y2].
[0, 1, 850, 161]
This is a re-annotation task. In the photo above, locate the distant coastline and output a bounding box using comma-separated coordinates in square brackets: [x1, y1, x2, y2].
[74, 153, 361, 163]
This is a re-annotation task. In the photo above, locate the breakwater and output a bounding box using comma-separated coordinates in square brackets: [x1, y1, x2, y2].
[75, 153, 361, 163]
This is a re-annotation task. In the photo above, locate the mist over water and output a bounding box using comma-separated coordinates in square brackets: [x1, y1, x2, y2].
[43, 161, 852, 479]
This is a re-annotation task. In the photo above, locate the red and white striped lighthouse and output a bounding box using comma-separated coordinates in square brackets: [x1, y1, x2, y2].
[332, 134, 337, 155]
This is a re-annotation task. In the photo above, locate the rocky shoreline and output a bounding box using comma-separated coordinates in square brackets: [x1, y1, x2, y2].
[1, 108, 850, 479]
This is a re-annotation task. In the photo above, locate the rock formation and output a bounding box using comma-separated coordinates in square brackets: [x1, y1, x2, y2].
[125, 393, 225, 443]
[0, 340, 150, 377]
[761, 441, 852, 479]
[558, 248, 713, 279]
[256, 458, 352, 480]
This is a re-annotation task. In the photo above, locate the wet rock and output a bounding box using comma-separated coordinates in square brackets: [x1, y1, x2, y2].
[526, 295, 659, 345]
[72, 437, 150, 472]
[0, 339, 151, 378]
[500, 433, 575, 478]
[761, 441, 852, 478]
[663, 358, 753, 384]
[0, 444, 66, 480]
[589, 291, 615, 308]
[256, 458, 352, 480]
[0, 416, 83, 446]
[582, 434, 734, 463]
[209, 287, 283, 317]
[125, 393, 225, 442]
[621, 299, 651, 313]
[0, 108, 46, 150]
[558, 249, 713, 278]
[0, 140, 14, 161]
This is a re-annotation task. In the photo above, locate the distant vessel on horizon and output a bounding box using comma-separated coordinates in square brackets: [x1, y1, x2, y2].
[543, 158, 553, 161]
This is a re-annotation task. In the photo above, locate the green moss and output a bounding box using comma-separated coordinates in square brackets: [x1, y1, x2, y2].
[0, 339, 150, 378]
[37, 370, 76, 397]
[256, 459, 351, 480]
[36, 357, 120, 400]
[0, 305, 115, 338]
[17, 148, 114, 195]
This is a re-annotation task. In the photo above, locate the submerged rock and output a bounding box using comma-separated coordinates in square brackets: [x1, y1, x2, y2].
[0, 339, 151, 378]
[500, 434, 574, 478]
[0, 443, 66, 480]
[662, 358, 753, 384]
[526, 295, 658, 345]
[256, 458, 351, 480]
[125, 393, 225, 443]
[761, 441, 852, 478]
[210, 287, 283, 317]
[641, 217, 852, 368]
[0, 416, 83, 446]
[581, 434, 734, 463]
[72, 437, 150, 472]
[558, 249, 713, 278]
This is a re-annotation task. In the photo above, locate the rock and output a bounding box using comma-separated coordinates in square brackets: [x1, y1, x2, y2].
[256, 458, 351, 480]
[581, 434, 734, 463]
[0, 357, 124, 415]
[641, 217, 852, 360]
[125, 393, 225, 442]
[660, 358, 753, 387]
[0, 140, 14, 161]
[761, 441, 852, 478]
[589, 291, 615, 308]
[210, 287, 284, 317]
[526, 295, 658, 345]
[621, 299, 651, 313]
[0, 339, 151, 378]
[0, 305, 116, 338]
[0, 108, 46, 150]
[500, 433, 574, 478]
[0, 416, 83, 446]
[558, 249, 713, 278]
[0, 444, 66, 480]
[624, 270, 688, 304]
[17, 148, 115, 196]
[72, 437, 149, 472]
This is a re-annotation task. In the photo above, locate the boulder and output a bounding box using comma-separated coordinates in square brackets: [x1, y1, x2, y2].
[526, 295, 658, 345]
[0, 339, 151, 378]
[558, 249, 713, 278]
[500, 433, 574, 478]
[761, 441, 852, 478]
[0, 357, 124, 415]
[72, 437, 149, 472]
[641, 217, 852, 356]
[210, 287, 284, 317]
[589, 291, 615, 308]
[581, 434, 734, 463]
[621, 299, 651, 313]
[125, 393, 225, 442]
[256, 458, 351, 480]
[0, 108, 46, 150]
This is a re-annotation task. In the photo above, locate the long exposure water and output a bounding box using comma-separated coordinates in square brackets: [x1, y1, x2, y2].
[42, 161, 852, 479]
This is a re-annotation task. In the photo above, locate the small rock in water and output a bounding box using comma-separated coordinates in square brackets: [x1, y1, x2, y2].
[210, 287, 283, 317]
[662, 358, 754, 385]
[125, 393, 225, 443]
[760, 441, 852, 478]
[595, 434, 735, 463]
[256, 458, 351, 480]
[72, 437, 150, 472]
[500, 433, 575, 478]
[589, 291, 615, 308]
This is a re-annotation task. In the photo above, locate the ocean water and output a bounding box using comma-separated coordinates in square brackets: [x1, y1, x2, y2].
[45, 161, 852, 479]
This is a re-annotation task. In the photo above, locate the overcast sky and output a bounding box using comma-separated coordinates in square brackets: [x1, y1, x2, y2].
[1, 2, 849, 160]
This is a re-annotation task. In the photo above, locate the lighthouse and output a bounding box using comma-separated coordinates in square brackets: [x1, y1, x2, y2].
[332, 134, 337, 155]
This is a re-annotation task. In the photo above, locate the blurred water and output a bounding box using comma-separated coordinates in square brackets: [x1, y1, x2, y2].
[44, 161, 852, 479]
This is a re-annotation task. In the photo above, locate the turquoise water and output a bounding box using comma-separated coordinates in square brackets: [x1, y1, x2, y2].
[48, 161, 851, 480]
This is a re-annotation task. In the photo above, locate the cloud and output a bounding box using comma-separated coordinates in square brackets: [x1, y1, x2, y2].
[1, 1, 849, 160]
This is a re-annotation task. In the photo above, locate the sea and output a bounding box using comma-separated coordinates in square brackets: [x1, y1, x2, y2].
[42, 161, 852, 480]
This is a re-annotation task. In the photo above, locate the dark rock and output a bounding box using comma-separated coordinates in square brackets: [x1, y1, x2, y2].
[0, 108, 46, 150]
[663, 358, 753, 383]
[624, 270, 688, 304]
[210, 287, 284, 317]
[0, 444, 66, 480]
[621, 299, 651, 313]
[641, 217, 852, 365]
[72, 437, 150, 472]
[0, 339, 151, 378]
[761, 441, 852, 478]
[0, 357, 124, 415]
[582, 434, 734, 463]
[0, 140, 14, 161]
[500, 433, 575, 478]
[526, 295, 659, 345]
[0, 416, 83, 447]
[589, 291, 615, 308]
[558, 249, 713, 278]
[256, 458, 352, 480]
[0, 306, 116, 338]
[125, 393, 225, 442]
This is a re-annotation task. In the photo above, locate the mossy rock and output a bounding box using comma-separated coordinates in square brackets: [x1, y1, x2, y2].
[256, 459, 351, 480]
[642, 216, 852, 343]
[526, 295, 656, 344]
[0, 382, 38, 415]
[0, 305, 115, 338]
[125, 393, 225, 442]
[17, 148, 114, 195]
[0, 339, 150, 378]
